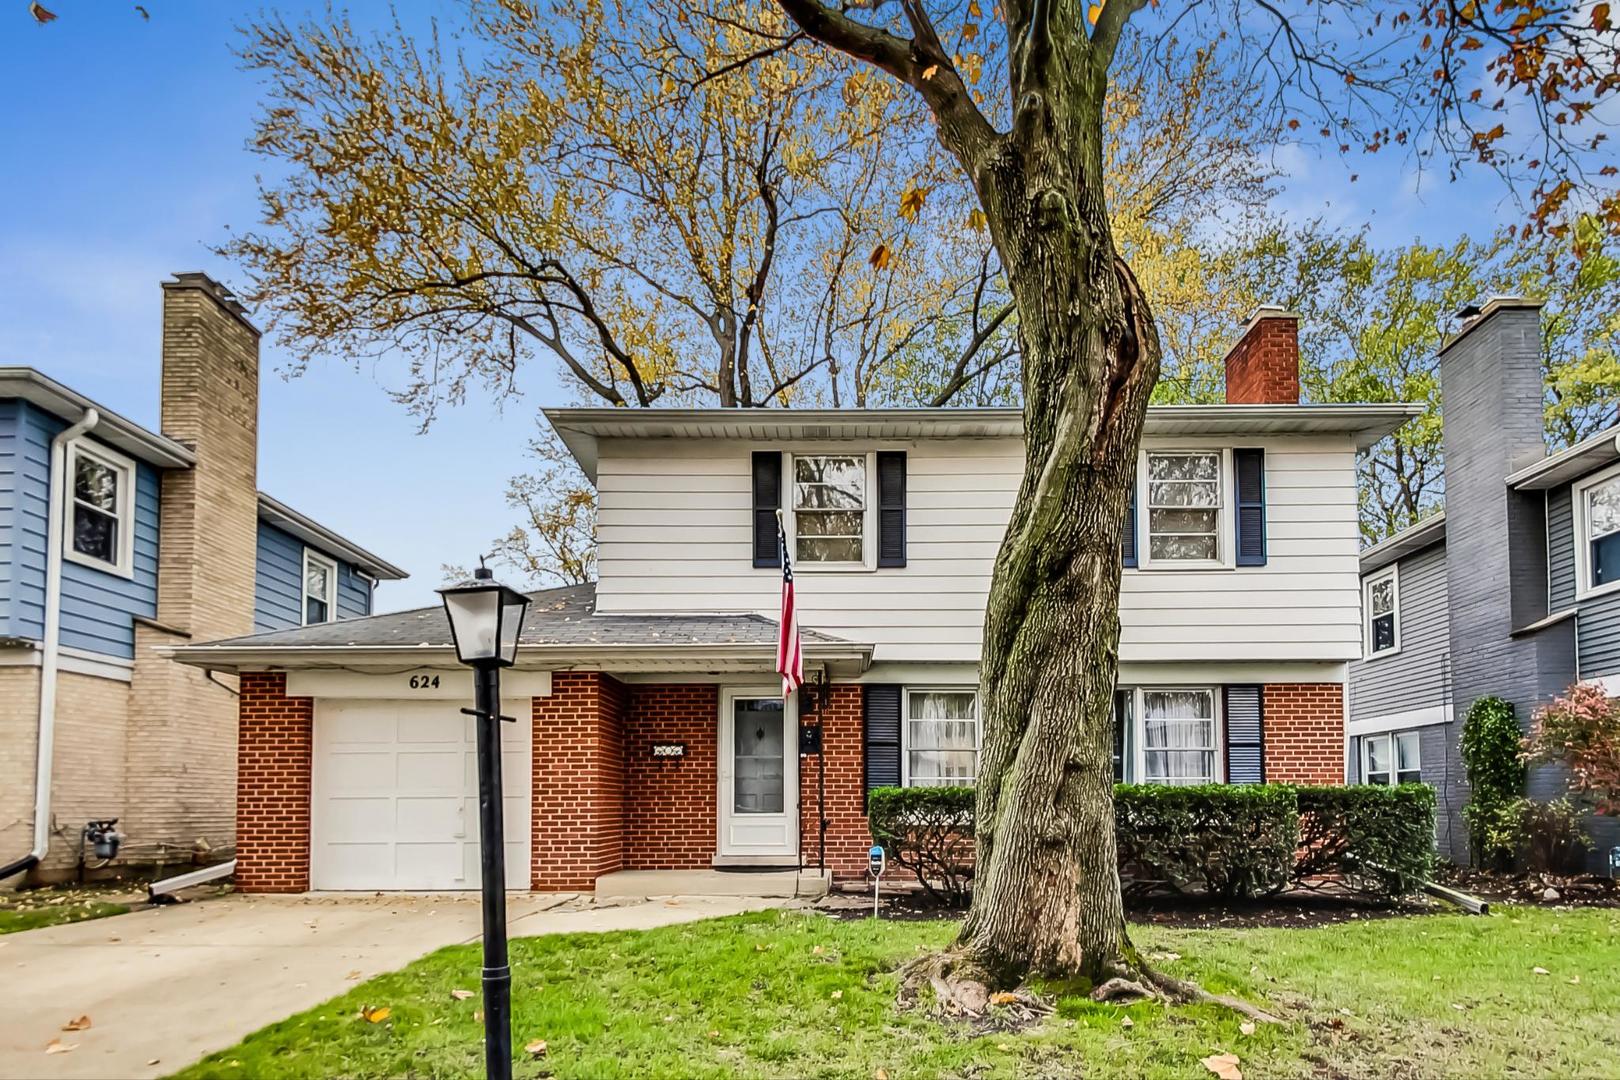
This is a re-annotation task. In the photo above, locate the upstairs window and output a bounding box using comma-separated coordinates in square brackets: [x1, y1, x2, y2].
[1583, 472, 1620, 591]
[303, 550, 338, 625]
[1144, 451, 1222, 563]
[65, 441, 135, 577]
[1364, 567, 1399, 657]
[904, 689, 978, 786]
[792, 454, 866, 564]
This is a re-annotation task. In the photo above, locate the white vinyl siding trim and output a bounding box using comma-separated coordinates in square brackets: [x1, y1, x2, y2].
[63, 439, 136, 578]
[593, 435, 1362, 663]
[302, 549, 338, 626]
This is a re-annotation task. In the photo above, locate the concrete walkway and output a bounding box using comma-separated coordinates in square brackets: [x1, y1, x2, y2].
[0, 892, 784, 1079]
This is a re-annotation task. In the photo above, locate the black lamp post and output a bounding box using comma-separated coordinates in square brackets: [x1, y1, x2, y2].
[438, 562, 530, 1080]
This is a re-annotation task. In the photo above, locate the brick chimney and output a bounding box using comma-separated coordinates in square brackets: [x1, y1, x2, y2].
[1223, 306, 1301, 404]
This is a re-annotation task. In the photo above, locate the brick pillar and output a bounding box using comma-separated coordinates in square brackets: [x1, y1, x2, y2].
[799, 684, 870, 879]
[531, 671, 627, 890]
[124, 273, 262, 865]
[624, 684, 718, 870]
[1224, 306, 1301, 404]
[1263, 683, 1344, 785]
[235, 672, 313, 892]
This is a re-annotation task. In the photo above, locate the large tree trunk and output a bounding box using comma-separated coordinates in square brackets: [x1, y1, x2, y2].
[956, 47, 1161, 987]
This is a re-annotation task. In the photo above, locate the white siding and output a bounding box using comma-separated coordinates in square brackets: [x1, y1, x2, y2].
[594, 435, 1362, 663]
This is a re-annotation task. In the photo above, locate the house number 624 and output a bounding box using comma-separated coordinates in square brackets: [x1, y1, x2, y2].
[408, 674, 442, 690]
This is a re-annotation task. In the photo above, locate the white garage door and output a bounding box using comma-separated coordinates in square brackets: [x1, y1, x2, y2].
[311, 699, 531, 891]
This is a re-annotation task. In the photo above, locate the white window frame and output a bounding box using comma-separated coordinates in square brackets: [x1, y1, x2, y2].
[301, 549, 339, 626]
[63, 439, 137, 579]
[1136, 447, 1234, 570]
[1362, 564, 1401, 660]
[901, 686, 980, 787]
[1572, 461, 1620, 600]
[1123, 686, 1224, 785]
[1361, 730, 1421, 786]
[785, 451, 874, 571]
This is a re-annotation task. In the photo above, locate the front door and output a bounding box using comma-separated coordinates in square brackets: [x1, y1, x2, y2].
[717, 689, 799, 861]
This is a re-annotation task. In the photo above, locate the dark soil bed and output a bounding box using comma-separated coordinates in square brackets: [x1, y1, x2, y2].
[1436, 864, 1620, 908]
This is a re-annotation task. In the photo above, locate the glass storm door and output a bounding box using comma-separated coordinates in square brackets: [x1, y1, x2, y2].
[718, 690, 799, 860]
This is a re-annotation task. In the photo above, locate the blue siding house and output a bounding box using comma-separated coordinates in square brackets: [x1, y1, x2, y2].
[1, 273, 407, 883]
[1349, 297, 1618, 870]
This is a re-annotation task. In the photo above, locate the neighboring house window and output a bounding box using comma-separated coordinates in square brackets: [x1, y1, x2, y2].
[1144, 451, 1222, 563]
[1364, 567, 1400, 657]
[303, 550, 338, 625]
[64, 440, 135, 577]
[1140, 688, 1218, 785]
[1581, 470, 1620, 591]
[1363, 731, 1421, 786]
[792, 454, 867, 564]
[904, 688, 978, 786]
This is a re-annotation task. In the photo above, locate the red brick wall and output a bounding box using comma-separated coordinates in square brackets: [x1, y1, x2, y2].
[1264, 682, 1345, 784]
[531, 671, 627, 890]
[1225, 310, 1301, 404]
[236, 672, 312, 893]
[799, 685, 871, 879]
[624, 684, 718, 870]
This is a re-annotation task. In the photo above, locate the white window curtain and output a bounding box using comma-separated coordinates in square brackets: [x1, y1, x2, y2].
[1141, 689, 1216, 785]
[906, 690, 978, 786]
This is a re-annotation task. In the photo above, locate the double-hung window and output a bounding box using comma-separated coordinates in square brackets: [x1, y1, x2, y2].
[1363, 731, 1421, 786]
[1364, 567, 1399, 657]
[904, 688, 978, 786]
[303, 550, 338, 625]
[1144, 451, 1222, 563]
[64, 440, 135, 577]
[1140, 688, 1218, 785]
[1580, 470, 1620, 593]
[792, 454, 867, 564]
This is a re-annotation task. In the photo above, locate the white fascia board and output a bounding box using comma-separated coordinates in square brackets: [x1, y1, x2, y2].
[1345, 703, 1453, 738]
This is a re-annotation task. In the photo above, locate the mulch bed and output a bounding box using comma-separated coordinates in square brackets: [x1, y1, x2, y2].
[1435, 864, 1620, 909]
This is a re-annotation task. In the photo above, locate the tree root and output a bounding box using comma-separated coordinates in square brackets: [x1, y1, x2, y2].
[1091, 964, 1284, 1025]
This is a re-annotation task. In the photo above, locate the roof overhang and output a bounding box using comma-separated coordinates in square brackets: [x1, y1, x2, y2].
[256, 492, 409, 580]
[161, 639, 873, 677]
[0, 367, 196, 469]
[1360, 511, 1446, 574]
[545, 404, 1423, 480]
[1507, 424, 1620, 491]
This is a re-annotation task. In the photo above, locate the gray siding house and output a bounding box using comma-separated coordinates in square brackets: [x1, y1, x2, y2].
[1349, 297, 1617, 868]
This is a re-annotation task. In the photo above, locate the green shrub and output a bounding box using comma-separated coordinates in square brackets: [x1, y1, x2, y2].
[1481, 797, 1589, 873]
[1461, 695, 1525, 868]
[1294, 784, 1436, 897]
[1113, 784, 1299, 899]
[866, 785, 975, 907]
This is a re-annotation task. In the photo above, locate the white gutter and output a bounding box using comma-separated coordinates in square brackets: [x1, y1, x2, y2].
[31, 407, 100, 866]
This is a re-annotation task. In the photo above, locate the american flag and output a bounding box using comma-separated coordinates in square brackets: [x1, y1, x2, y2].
[775, 513, 803, 699]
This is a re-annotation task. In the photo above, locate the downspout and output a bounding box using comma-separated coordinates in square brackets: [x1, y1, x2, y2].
[0, 407, 99, 881]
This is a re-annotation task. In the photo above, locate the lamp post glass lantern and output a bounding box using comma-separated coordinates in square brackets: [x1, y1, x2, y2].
[438, 563, 530, 1080]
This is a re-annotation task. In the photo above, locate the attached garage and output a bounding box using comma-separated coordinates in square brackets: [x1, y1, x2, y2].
[309, 697, 531, 892]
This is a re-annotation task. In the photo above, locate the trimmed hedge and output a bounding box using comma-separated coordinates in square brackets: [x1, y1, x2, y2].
[1114, 784, 1299, 898]
[868, 782, 1436, 906]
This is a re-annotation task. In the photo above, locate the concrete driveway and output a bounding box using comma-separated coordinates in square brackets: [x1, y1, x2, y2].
[0, 892, 783, 1079]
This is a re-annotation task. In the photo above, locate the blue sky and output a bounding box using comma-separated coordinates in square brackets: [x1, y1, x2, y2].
[0, 2, 1507, 611]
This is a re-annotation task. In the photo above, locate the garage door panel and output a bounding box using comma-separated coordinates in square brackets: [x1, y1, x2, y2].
[312, 699, 533, 892]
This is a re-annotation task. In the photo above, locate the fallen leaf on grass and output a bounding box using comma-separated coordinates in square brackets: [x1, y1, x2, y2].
[1451, 1003, 1466, 1012]
[989, 991, 1019, 1006]
[812, 945, 825, 955]
[451, 989, 475, 1001]
[1533, 967, 1550, 975]
[1240, 1021, 1257, 1036]
[1201, 1052, 1243, 1080]
[1568, 975, 1581, 985]
[830, 990, 844, 1000]
[474, 1011, 484, 1024]
[361, 1005, 391, 1024]
[995, 1043, 1011, 1052]
[61, 1016, 92, 1031]
[1121, 1016, 1135, 1029]
[707, 1030, 720, 1039]
[875, 1070, 890, 1080]
[525, 1039, 548, 1059]
[44, 1040, 76, 1055]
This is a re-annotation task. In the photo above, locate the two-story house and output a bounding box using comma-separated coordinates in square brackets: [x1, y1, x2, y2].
[0, 273, 405, 885]
[1349, 297, 1620, 870]
[170, 309, 1416, 894]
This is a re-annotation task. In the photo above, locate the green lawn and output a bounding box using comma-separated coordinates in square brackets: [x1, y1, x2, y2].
[177, 906, 1619, 1079]
[0, 889, 129, 934]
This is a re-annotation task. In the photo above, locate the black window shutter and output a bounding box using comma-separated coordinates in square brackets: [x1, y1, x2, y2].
[876, 451, 907, 568]
[863, 684, 902, 805]
[1223, 685, 1265, 784]
[1121, 476, 1138, 568]
[752, 451, 782, 568]
[1234, 448, 1266, 566]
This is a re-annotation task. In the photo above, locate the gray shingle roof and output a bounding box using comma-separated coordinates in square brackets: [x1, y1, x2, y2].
[195, 582, 846, 650]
